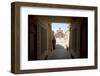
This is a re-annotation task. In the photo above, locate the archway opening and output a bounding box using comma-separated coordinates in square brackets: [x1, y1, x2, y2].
[51, 22, 70, 50]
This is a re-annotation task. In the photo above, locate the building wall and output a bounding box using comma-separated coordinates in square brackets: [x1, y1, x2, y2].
[69, 18, 81, 58]
[69, 18, 88, 58]
[80, 18, 88, 58]
[64, 30, 70, 48]
[36, 16, 53, 59]
[28, 15, 38, 60]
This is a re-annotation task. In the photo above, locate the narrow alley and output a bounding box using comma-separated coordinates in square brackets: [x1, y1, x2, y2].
[28, 15, 88, 60]
[47, 36, 72, 60]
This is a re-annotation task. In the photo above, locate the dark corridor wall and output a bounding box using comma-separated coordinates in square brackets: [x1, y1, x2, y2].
[80, 18, 88, 58]
[28, 15, 37, 60]
[69, 17, 88, 58]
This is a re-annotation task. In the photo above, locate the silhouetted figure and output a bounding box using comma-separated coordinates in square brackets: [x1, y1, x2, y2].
[66, 46, 69, 51]
[52, 36, 56, 50]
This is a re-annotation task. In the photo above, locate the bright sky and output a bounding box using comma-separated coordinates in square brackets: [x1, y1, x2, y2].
[51, 23, 70, 33]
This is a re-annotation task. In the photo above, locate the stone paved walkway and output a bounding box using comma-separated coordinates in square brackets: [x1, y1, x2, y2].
[47, 44, 72, 60]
